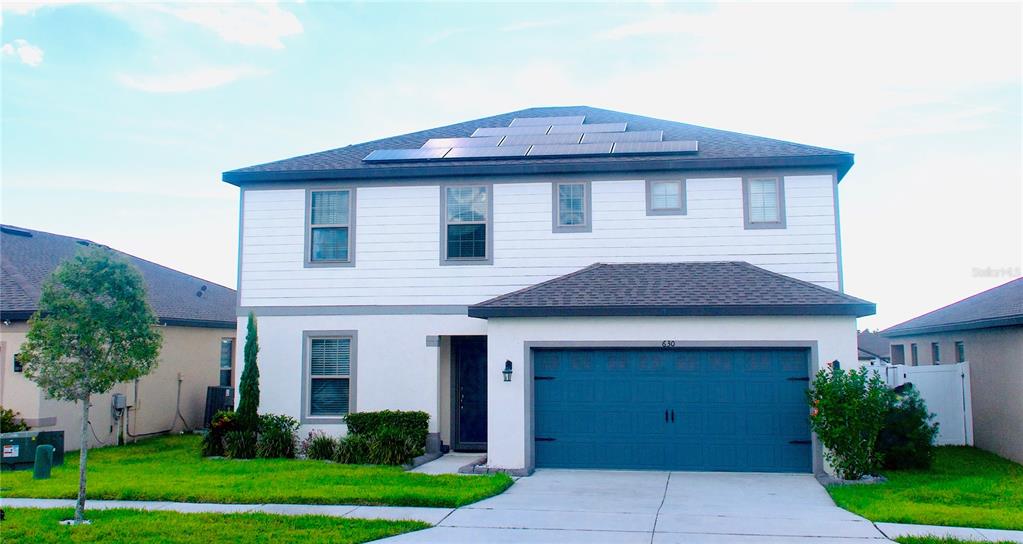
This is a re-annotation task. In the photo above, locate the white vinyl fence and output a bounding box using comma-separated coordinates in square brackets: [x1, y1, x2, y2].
[883, 362, 974, 446]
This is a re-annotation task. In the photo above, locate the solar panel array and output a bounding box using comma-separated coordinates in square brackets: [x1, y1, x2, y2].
[363, 115, 698, 162]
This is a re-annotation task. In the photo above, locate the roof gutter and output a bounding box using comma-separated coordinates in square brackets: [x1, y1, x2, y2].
[468, 302, 876, 319]
[223, 154, 854, 186]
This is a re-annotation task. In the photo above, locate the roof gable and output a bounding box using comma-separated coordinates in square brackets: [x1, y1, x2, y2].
[224, 106, 853, 184]
[1, 225, 236, 328]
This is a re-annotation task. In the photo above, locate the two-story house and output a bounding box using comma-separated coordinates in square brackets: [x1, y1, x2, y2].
[223, 106, 874, 475]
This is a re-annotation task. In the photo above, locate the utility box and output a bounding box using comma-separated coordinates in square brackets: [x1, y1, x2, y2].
[203, 386, 234, 428]
[1, 430, 65, 471]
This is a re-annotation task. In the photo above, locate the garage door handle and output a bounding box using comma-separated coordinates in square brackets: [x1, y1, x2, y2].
[664, 410, 668, 422]
[787, 377, 810, 381]
[535, 437, 556, 442]
[671, 409, 675, 423]
[789, 440, 811, 445]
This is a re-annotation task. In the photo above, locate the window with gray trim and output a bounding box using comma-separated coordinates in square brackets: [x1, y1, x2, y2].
[308, 190, 352, 263]
[910, 343, 919, 366]
[444, 185, 489, 260]
[554, 182, 590, 232]
[307, 336, 352, 416]
[646, 179, 686, 215]
[743, 177, 785, 229]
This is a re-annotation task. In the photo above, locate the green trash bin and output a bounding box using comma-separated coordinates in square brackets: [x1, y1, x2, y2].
[33, 444, 53, 479]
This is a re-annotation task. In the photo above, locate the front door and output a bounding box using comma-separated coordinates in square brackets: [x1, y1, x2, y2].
[452, 336, 487, 451]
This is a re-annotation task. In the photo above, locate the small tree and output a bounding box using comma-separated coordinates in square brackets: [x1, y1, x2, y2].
[808, 365, 893, 480]
[235, 312, 260, 434]
[21, 248, 162, 524]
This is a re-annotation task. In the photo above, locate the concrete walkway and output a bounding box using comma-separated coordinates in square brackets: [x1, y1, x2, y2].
[877, 522, 1023, 543]
[410, 452, 483, 475]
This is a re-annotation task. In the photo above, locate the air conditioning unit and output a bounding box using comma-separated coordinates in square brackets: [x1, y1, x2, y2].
[1, 430, 65, 471]
[203, 386, 235, 429]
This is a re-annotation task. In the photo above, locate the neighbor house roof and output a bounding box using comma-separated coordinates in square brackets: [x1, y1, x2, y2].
[1, 225, 236, 328]
[467, 262, 875, 318]
[223, 106, 854, 185]
[857, 330, 891, 361]
[883, 277, 1023, 337]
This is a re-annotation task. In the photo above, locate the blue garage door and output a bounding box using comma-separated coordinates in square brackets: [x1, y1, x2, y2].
[533, 347, 812, 472]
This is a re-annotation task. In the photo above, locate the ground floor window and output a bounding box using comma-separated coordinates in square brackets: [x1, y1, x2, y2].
[307, 335, 353, 418]
[219, 338, 234, 387]
[955, 341, 966, 363]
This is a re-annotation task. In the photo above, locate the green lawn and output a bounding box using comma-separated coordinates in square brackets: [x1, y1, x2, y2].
[0, 434, 512, 507]
[827, 446, 1023, 530]
[0, 508, 428, 544]
[895, 538, 1016, 544]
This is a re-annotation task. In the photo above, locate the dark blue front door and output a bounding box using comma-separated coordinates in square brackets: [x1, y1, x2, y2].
[533, 347, 812, 472]
[452, 336, 487, 451]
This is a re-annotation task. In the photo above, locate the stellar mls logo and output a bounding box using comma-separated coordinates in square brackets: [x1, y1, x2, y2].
[971, 266, 1021, 278]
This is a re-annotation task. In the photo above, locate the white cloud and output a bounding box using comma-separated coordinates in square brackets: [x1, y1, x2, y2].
[118, 66, 268, 93]
[150, 2, 303, 49]
[501, 20, 562, 33]
[1, 38, 44, 66]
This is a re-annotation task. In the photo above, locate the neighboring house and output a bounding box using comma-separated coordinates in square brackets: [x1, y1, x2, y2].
[0, 225, 237, 451]
[857, 330, 891, 367]
[223, 106, 874, 475]
[883, 277, 1022, 463]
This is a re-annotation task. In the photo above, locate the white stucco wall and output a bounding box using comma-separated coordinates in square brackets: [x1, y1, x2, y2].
[241, 313, 486, 438]
[483, 315, 859, 472]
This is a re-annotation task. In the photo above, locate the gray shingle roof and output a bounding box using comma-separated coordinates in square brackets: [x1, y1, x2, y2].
[467, 262, 875, 318]
[1, 225, 236, 328]
[223, 106, 854, 184]
[883, 278, 1023, 337]
[857, 330, 891, 360]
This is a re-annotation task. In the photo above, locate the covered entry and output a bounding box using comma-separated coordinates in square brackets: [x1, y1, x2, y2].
[532, 347, 812, 472]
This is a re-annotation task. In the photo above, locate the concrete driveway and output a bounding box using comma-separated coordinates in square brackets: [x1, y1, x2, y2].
[381, 470, 890, 543]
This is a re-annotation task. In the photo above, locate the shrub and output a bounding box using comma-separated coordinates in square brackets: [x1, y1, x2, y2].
[877, 383, 939, 470]
[344, 410, 428, 451]
[201, 410, 237, 457]
[303, 432, 338, 461]
[0, 406, 29, 433]
[334, 433, 371, 464]
[223, 430, 257, 459]
[368, 426, 422, 466]
[257, 414, 299, 459]
[808, 366, 894, 480]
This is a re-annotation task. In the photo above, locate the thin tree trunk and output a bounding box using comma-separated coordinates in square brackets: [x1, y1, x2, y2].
[73, 397, 89, 523]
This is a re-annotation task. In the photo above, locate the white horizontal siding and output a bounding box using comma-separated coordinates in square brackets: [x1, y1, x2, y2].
[239, 175, 839, 306]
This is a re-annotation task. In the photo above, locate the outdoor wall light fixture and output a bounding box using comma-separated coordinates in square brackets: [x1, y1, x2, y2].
[503, 360, 513, 382]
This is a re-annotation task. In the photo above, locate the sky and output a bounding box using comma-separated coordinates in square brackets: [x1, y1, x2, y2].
[1, 1, 1020, 330]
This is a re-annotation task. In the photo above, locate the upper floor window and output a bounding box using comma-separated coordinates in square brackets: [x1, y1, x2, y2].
[443, 185, 491, 264]
[955, 341, 966, 363]
[553, 181, 591, 233]
[307, 189, 355, 267]
[646, 179, 686, 215]
[305, 334, 355, 421]
[743, 177, 786, 229]
[931, 342, 941, 364]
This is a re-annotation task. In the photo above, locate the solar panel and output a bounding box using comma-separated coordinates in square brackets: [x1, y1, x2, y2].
[509, 116, 585, 127]
[548, 122, 626, 134]
[362, 148, 450, 161]
[499, 133, 582, 146]
[472, 125, 550, 137]
[527, 143, 613, 157]
[445, 146, 530, 159]
[611, 141, 699, 154]
[421, 137, 501, 148]
[581, 130, 663, 144]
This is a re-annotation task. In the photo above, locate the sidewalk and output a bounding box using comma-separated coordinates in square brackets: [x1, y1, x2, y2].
[0, 498, 453, 525]
[3, 497, 1022, 543]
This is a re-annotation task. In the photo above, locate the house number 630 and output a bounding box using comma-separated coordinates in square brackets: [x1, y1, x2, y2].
[661, 340, 676, 348]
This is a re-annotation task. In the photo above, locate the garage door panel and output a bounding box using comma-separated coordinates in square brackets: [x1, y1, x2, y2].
[534, 347, 812, 472]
